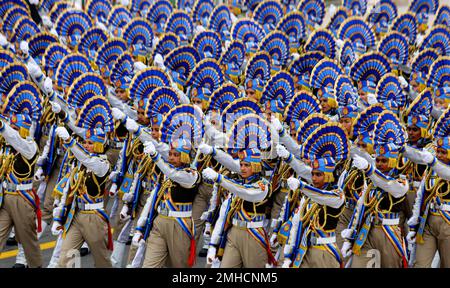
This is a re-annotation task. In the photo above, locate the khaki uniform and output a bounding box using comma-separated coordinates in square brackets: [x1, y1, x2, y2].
[142, 215, 194, 268]
[414, 214, 450, 268]
[351, 226, 404, 268]
[58, 212, 112, 268]
[0, 193, 42, 267]
[220, 226, 268, 268]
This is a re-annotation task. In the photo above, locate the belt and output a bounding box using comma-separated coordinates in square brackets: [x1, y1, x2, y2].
[2, 182, 33, 191]
[430, 202, 450, 212]
[76, 202, 104, 211]
[109, 141, 124, 149]
[232, 218, 265, 229]
[157, 206, 192, 218]
[310, 236, 336, 245]
[374, 218, 399, 226]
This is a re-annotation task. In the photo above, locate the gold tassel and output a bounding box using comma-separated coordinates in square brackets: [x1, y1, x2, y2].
[94, 142, 104, 154]
[324, 172, 334, 183]
[180, 152, 190, 164]
[19, 127, 29, 138]
[251, 162, 262, 173]
[327, 98, 338, 109]
[388, 158, 397, 169]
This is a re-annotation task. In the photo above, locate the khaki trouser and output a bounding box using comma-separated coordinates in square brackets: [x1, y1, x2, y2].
[142, 215, 194, 268]
[351, 226, 404, 268]
[220, 227, 268, 268]
[414, 214, 450, 268]
[336, 206, 353, 249]
[300, 247, 341, 268]
[0, 193, 42, 267]
[58, 212, 112, 268]
[41, 156, 64, 224]
[192, 182, 213, 248]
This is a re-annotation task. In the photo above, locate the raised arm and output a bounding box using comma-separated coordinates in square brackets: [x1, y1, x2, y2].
[63, 138, 110, 177]
[0, 120, 37, 160]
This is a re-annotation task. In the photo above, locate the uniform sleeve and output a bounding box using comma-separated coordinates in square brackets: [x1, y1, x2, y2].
[430, 158, 450, 181]
[286, 156, 312, 183]
[403, 146, 433, 165]
[0, 121, 37, 160]
[217, 176, 268, 202]
[135, 127, 170, 161]
[279, 133, 301, 158]
[299, 181, 345, 209]
[365, 164, 409, 198]
[64, 139, 110, 177]
[212, 148, 241, 173]
[151, 153, 199, 188]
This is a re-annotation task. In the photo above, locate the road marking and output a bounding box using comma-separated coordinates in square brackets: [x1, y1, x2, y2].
[0, 241, 56, 260]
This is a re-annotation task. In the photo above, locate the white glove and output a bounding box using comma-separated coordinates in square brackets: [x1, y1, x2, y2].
[206, 246, 217, 265]
[282, 258, 292, 268]
[42, 15, 52, 28]
[20, 40, 29, 55]
[50, 101, 61, 113]
[341, 228, 354, 240]
[51, 221, 63, 236]
[269, 233, 278, 247]
[271, 116, 283, 133]
[416, 34, 424, 46]
[407, 215, 419, 227]
[287, 176, 300, 191]
[406, 231, 416, 244]
[133, 61, 147, 72]
[27, 62, 43, 79]
[131, 232, 144, 247]
[43, 77, 53, 95]
[276, 144, 291, 160]
[125, 118, 139, 133]
[120, 205, 131, 220]
[0, 33, 7, 47]
[422, 151, 434, 164]
[329, 4, 337, 17]
[352, 154, 369, 170]
[198, 143, 213, 155]
[109, 170, 119, 181]
[399, 76, 408, 89]
[122, 192, 134, 203]
[111, 107, 126, 121]
[153, 53, 165, 70]
[34, 167, 45, 182]
[55, 127, 70, 141]
[367, 93, 378, 105]
[202, 167, 219, 182]
[341, 241, 353, 257]
[143, 141, 156, 156]
[109, 183, 118, 197]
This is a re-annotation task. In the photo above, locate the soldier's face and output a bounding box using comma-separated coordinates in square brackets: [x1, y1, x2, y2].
[436, 148, 450, 164]
[240, 161, 254, 179]
[137, 108, 150, 126]
[375, 156, 391, 173]
[169, 148, 182, 167]
[339, 117, 353, 135]
[407, 125, 421, 143]
[83, 139, 95, 153]
[311, 170, 325, 188]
